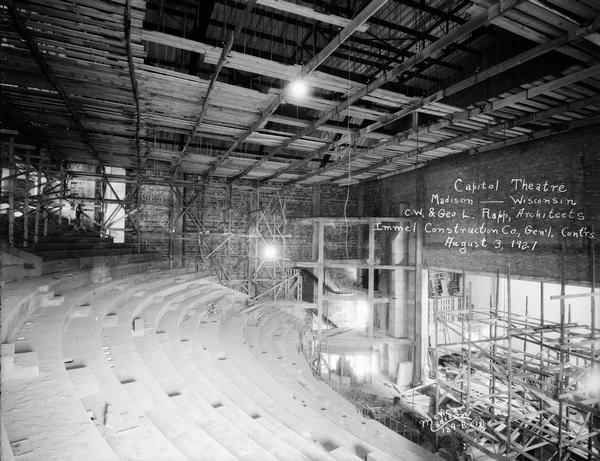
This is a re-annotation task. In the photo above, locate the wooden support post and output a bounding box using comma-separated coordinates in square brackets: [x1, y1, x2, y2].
[42, 154, 47, 237]
[34, 158, 41, 243]
[506, 264, 513, 456]
[43, 206, 48, 238]
[23, 151, 30, 247]
[247, 190, 258, 298]
[433, 279, 440, 450]
[461, 270, 466, 398]
[368, 218, 375, 347]
[539, 281, 544, 461]
[171, 180, 184, 268]
[557, 243, 566, 460]
[227, 183, 232, 256]
[100, 172, 106, 237]
[413, 219, 423, 385]
[8, 137, 15, 247]
[312, 185, 320, 302]
[136, 176, 142, 254]
[168, 181, 174, 268]
[466, 279, 472, 414]
[58, 162, 63, 225]
[491, 268, 500, 418]
[317, 221, 324, 339]
[524, 295, 528, 355]
[590, 228, 596, 461]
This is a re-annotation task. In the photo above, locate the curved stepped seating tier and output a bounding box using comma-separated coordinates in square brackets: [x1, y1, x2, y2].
[61, 274, 194, 461]
[138, 287, 282, 461]
[103, 278, 239, 461]
[180, 308, 337, 461]
[1, 254, 178, 460]
[131, 283, 271, 461]
[159, 297, 314, 461]
[246, 306, 434, 460]
[2, 258, 441, 460]
[218, 310, 430, 461]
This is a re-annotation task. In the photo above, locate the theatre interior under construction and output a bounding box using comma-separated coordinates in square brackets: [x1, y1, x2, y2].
[2, 0, 600, 460]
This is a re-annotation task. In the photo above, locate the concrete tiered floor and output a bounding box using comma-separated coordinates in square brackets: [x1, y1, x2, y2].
[2, 257, 441, 461]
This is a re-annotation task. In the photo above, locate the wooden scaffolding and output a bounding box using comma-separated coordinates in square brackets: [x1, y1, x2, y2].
[432, 246, 600, 460]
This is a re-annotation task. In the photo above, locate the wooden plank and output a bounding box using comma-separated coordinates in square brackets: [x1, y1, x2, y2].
[322, 73, 600, 183]
[550, 292, 600, 300]
[256, 0, 369, 32]
[208, 0, 388, 178]
[256, 0, 523, 182]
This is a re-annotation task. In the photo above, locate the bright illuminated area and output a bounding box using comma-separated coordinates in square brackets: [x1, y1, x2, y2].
[2, 1, 600, 461]
[263, 244, 278, 260]
[580, 371, 600, 397]
[286, 78, 309, 99]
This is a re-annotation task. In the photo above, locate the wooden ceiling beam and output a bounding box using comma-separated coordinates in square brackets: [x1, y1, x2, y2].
[204, 0, 389, 179]
[370, 113, 600, 183]
[169, 1, 258, 176]
[254, 0, 369, 33]
[367, 0, 470, 79]
[171, 34, 233, 173]
[256, 0, 523, 183]
[208, 17, 382, 66]
[216, 0, 377, 53]
[125, 0, 143, 173]
[6, 0, 105, 167]
[392, 0, 469, 25]
[284, 57, 600, 184]
[361, 15, 600, 135]
[305, 0, 480, 56]
[318, 83, 600, 184]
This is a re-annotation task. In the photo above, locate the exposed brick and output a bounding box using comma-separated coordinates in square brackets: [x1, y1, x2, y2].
[367, 125, 600, 285]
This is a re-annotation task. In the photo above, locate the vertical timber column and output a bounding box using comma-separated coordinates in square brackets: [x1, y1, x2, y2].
[136, 174, 142, 254]
[42, 154, 47, 238]
[312, 185, 320, 302]
[34, 156, 41, 244]
[367, 219, 375, 346]
[414, 220, 425, 385]
[173, 180, 184, 267]
[100, 172, 106, 237]
[58, 162, 63, 226]
[316, 221, 324, 339]
[247, 190, 258, 298]
[590, 230, 596, 460]
[8, 137, 15, 247]
[388, 223, 409, 340]
[168, 180, 175, 267]
[23, 151, 30, 248]
[357, 184, 365, 285]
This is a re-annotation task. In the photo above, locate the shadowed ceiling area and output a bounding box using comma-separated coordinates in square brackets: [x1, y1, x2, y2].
[2, 0, 600, 186]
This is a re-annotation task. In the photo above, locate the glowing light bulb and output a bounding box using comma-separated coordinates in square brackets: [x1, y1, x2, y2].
[264, 245, 278, 260]
[287, 79, 309, 99]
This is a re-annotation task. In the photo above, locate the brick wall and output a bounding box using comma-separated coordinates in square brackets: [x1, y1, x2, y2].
[366, 125, 600, 285]
[361, 181, 381, 216]
[126, 168, 173, 257]
[127, 174, 361, 292]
